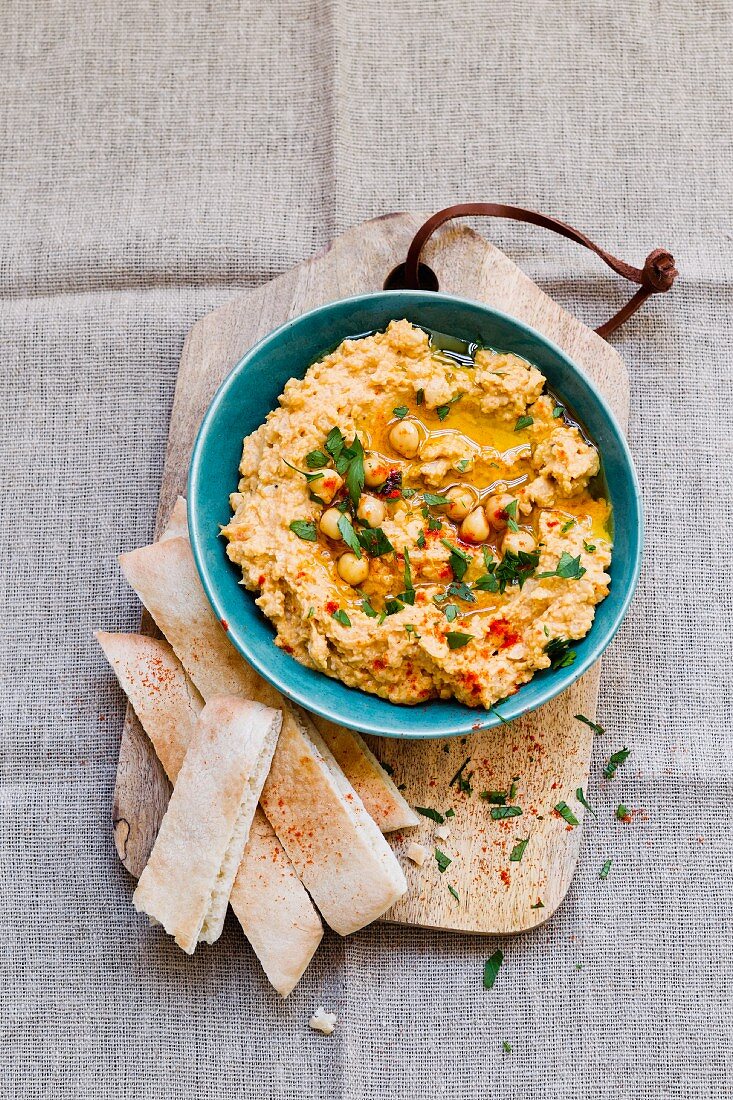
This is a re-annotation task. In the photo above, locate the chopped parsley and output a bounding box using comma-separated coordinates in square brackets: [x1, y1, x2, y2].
[445, 808, 455, 818]
[603, 747, 630, 779]
[490, 805, 522, 820]
[514, 415, 534, 431]
[360, 596, 378, 618]
[402, 487, 417, 498]
[448, 884, 460, 902]
[306, 606, 315, 618]
[456, 458, 470, 472]
[531, 899, 545, 909]
[416, 531, 426, 549]
[427, 514, 442, 532]
[561, 518, 575, 533]
[575, 787, 596, 817]
[435, 847, 452, 873]
[397, 547, 416, 606]
[337, 513, 362, 557]
[446, 631, 473, 649]
[437, 579, 474, 604]
[449, 758, 471, 788]
[537, 551, 586, 581]
[331, 609, 351, 627]
[404, 624, 420, 638]
[440, 538, 471, 581]
[357, 526, 394, 557]
[554, 801, 579, 826]
[289, 519, 318, 541]
[483, 949, 504, 990]
[392, 405, 409, 419]
[616, 804, 630, 821]
[436, 394, 463, 421]
[509, 837, 529, 862]
[492, 548, 540, 593]
[575, 713, 605, 735]
[504, 498, 519, 533]
[443, 603, 459, 622]
[416, 388, 424, 406]
[545, 637, 577, 670]
[423, 492, 450, 506]
[502, 1041, 512, 1053]
[384, 597, 404, 616]
[599, 859, 612, 880]
[480, 790, 506, 805]
[552, 404, 564, 418]
[323, 427, 365, 506]
[305, 449, 329, 468]
[583, 541, 596, 553]
[415, 806, 444, 824]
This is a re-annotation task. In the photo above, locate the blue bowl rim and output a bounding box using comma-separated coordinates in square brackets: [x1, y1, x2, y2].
[188, 289, 643, 739]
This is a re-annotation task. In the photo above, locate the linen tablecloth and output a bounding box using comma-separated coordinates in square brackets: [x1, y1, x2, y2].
[2, 2, 731, 1097]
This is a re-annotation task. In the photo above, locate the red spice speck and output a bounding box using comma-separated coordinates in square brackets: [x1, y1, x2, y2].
[500, 869, 511, 887]
[373, 657, 387, 670]
[282, 644, 293, 654]
[257, 574, 266, 586]
[325, 600, 339, 614]
[220, 618, 229, 632]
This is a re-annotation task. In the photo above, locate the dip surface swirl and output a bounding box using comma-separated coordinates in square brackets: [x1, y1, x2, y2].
[222, 320, 612, 709]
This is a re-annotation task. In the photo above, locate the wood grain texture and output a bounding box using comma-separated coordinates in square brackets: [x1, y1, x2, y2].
[113, 212, 629, 933]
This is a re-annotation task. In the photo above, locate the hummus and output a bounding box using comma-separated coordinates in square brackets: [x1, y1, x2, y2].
[222, 320, 612, 709]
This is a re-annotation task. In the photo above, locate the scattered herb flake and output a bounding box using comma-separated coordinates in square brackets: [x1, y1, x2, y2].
[436, 394, 463, 421]
[537, 551, 586, 581]
[305, 449, 329, 469]
[599, 859, 612, 880]
[576, 787, 596, 817]
[337, 513, 362, 557]
[502, 1041, 512, 1053]
[392, 405, 409, 419]
[545, 637, 577, 670]
[443, 603, 459, 622]
[552, 404, 564, 418]
[360, 596, 378, 618]
[435, 847, 452, 873]
[616, 804, 631, 821]
[456, 458, 470, 472]
[445, 808, 455, 818]
[561, 519, 575, 533]
[554, 801, 579, 826]
[583, 541, 596, 554]
[575, 713, 605, 735]
[423, 491, 450, 506]
[531, 899, 545, 909]
[357, 526, 394, 557]
[448, 884, 460, 902]
[483, 949, 504, 990]
[446, 631, 473, 649]
[491, 806, 523, 820]
[416, 388, 425, 406]
[415, 806, 445, 824]
[416, 531, 426, 549]
[440, 538, 471, 581]
[514, 415, 534, 432]
[289, 519, 318, 541]
[331, 609, 351, 627]
[509, 837, 529, 862]
[449, 758, 471, 788]
[384, 597, 404, 616]
[480, 790, 507, 805]
[604, 747, 630, 779]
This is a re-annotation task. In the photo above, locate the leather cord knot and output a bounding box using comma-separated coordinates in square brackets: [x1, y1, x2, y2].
[641, 248, 678, 294]
[391, 203, 678, 340]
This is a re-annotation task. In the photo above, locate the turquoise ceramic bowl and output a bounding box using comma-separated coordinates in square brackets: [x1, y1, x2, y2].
[188, 291, 642, 739]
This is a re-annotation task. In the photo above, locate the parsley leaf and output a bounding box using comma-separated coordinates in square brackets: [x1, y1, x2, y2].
[537, 551, 586, 580]
[337, 513, 362, 557]
[480, 790, 506, 805]
[514, 415, 534, 431]
[448, 884, 460, 902]
[416, 388, 424, 406]
[331, 608, 351, 627]
[505, 498, 519, 533]
[344, 435, 365, 507]
[360, 596, 378, 618]
[440, 538, 471, 581]
[575, 713, 605, 735]
[490, 806, 522, 820]
[449, 758, 471, 788]
[415, 806, 444, 824]
[357, 526, 394, 557]
[583, 541, 596, 553]
[324, 426, 347, 465]
[616, 804, 630, 821]
[545, 637, 577, 670]
[604, 747, 630, 779]
[384, 597, 404, 616]
[509, 837, 529, 862]
[398, 547, 416, 605]
[436, 394, 463, 421]
[305, 449, 329, 469]
[561, 519, 575, 533]
[474, 570, 500, 593]
[435, 847, 452, 873]
[554, 801, 579, 826]
[456, 458, 470, 472]
[423, 492, 450, 506]
[416, 531, 426, 549]
[392, 405, 409, 419]
[599, 859, 612, 880]
[494, 548, 540, 592]
[289, 519, 318, 541]
[576, 787, 596, 818]
[446, 631, 473, 649]
[531, 899, 545, 909]
[502, 1041, 512, 1053]
[444, 603, 459, 622]
[552, 404, 564, 418]
[483, 949, 504, 990]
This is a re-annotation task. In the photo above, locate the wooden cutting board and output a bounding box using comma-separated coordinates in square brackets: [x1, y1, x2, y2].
[113, 211, 629, 934]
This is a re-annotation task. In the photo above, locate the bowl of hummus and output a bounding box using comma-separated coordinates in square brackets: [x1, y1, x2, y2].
[188, 292, 642, 738]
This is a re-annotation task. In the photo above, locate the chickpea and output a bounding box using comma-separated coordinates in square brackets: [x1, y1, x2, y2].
[308, 470, 343, 504]
[363, 452, 392, 488]
[444, 486, 475, 522]
[388, 419, 420, 458]
[485, 492, 516, 531]
[319, 507, 344, 540]
[337, 552, 370, 586]
[357, 494, 386, 528]
[502, 529, 537, 555]
[460, 507, 491, 544]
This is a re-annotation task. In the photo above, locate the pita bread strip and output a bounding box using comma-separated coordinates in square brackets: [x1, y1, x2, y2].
[159, 496, 189, 542]
[120, 532, 413, 832]
[229, 807, 323, 997]
[133, 696, 281, 953]
[119, 537, 407, 933]
[314, 718, 420, 833]
[97, 631, 322, 992]
[95, 631, 202, 781]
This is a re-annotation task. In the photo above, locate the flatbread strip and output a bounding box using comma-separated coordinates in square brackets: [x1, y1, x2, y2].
[133, 695, 282, 953]
[97, 631, 322, 996]
[119, 536, 407, 934]
[160, 497, 417, 833]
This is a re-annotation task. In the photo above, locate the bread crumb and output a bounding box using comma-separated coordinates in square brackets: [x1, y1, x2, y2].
[434, 824, 451, 841]
[309, 1007, 337, 1035]
[406, 842, 427, 866]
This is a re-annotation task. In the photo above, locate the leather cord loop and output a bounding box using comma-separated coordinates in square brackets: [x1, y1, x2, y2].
[401, 203, 678, 339]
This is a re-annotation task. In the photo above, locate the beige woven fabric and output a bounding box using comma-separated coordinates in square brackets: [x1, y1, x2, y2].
[2, 2, 731, 1097]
